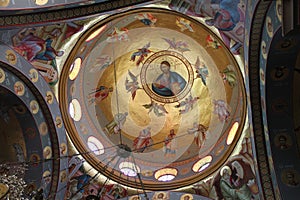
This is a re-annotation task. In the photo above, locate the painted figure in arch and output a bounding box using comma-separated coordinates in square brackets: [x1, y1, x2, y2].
[152, 61, 186, 97]
[168, 0, 245, 54]
[216, 162, 257, 200]
[133, 127, 153, 153]
[204, 0, 243, 32]
[12, 28, 63, 62]
[219, 166, 238, 199]
[230, 160, 253, 199]
[100, 185, 125, 200]
[12, 28, 63, 84]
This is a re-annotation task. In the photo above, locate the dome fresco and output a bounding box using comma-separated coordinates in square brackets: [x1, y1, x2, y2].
[1, 0, 300, 199]
[60, 8, 246, 190]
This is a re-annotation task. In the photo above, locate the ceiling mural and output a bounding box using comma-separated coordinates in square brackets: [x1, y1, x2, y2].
[1, 0, 285, 199]
[0, 0, 155, 19]
[259, 1, 300, 199]
[9, 22, 84, 86]
[168, 0, 246, 55]
[0, 43, 68, 199]
[0, 0, 109, 9]
[59, 7, 247, 193]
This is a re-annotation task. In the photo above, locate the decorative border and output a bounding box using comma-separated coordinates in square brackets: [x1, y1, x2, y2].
[247, 1, 275, 199]
[0, 0, 157, 27]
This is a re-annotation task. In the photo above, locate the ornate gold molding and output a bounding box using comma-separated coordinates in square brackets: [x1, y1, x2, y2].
[0, 0, 153, 27]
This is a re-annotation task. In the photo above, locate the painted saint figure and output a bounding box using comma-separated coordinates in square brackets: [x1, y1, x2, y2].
[219, 166, 238, 199]
[187, 123, 207, 148]
[213, 99, 231, 122]
[105, 112, 128, 135]
[152, 61, 186, 97]
[133, 127, 153, 152]
[163, 129, 177, 157]
[12, 28, 63, 62]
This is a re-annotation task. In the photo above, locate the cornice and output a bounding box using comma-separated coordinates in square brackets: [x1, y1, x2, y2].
[248, 1, 276, 199]
[0, 0, 154, 28]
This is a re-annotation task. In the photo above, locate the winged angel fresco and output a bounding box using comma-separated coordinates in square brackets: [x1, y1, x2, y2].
[135, 13, 157, 26]
[125, 70, 141, 100]
[162, 38, 190, 54]
[176, 17, 194, 32]
[193, 56, 209, 86]
[130, 42, 152, 66]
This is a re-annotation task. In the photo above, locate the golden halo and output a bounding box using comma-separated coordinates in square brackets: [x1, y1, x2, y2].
[0, 68, 5, 83]
[220, 165, 232, 176]
[180, 194, 193, 200]
[5, 50, 17, 65]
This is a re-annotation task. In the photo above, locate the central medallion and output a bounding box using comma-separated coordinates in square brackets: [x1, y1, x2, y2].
[141, 50, 194, 103]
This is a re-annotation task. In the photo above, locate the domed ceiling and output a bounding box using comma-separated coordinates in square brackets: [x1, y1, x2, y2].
[59, 8, 246, 190]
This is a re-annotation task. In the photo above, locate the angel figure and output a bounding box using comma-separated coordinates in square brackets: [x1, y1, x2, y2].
[213, 99, 230, 122]
[187, 122, 208, 148]
[176, 17, 194, 32]
[87, 85, 113, 104]
[162, 37, 190, 54]
[125, 70, 141, 100]
[194, 56, 209, 86]
[142, 100, 168, 117]
[221, 65, 237, 88]
[106, 27, 129, 42]
[206, 35, 221, 49]
[135, 13, 157, 26]
[175, 95, 200, 114]
[130, 42, 152, 66]
[89, 55, 112, 73]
